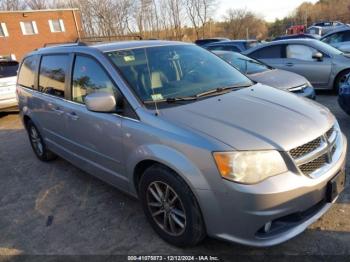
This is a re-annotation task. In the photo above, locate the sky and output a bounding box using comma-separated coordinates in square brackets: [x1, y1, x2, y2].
[215, 0, 319, 22]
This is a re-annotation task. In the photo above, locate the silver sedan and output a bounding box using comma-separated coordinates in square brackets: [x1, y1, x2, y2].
[244, 39, 350, 91]
[212, 50, 316, 99]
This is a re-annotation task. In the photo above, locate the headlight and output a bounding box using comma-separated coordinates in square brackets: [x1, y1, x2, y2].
[306, 80, 312, 87]
[213, 151, 288, 184]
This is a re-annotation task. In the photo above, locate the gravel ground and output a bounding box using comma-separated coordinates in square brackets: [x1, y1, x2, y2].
[0, 94, 349, 260]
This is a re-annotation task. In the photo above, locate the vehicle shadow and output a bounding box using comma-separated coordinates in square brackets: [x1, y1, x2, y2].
[0, 111, 18, 119]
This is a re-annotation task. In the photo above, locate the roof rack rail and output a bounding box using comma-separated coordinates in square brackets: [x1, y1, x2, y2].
[43, 40, 87, 48]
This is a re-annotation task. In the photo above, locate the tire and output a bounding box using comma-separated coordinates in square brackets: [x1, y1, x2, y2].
[26, 120, 57, 161]
[334, 69, 350, 93]
[139, 164, 206, 247]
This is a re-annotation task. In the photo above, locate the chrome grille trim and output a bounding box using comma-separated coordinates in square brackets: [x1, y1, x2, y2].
[289, 125, 340, 178]
[294, 140, 328, 166]
[299, 154, 327, 176]
[290, 137, 321, 159]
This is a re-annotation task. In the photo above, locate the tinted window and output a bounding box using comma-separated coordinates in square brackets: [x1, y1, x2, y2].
[323, 32, 343, 44]
[208, 45, 240, 52]
[107, 45, 252, 103]
[39, 55, 69, 98]
[18, 56, 38, 89]
[72, 55, 116, 104]
[0, 61, 19, 78]
[195, 39, 226, 46]
[286, 44, 318, 61]
[222, 45, 240, 52]
[250, 45, 283, 59]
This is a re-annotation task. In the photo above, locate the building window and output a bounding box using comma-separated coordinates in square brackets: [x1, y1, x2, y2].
[20, 21, 38, 35]
[48, 19, 65, 33]
[0, 23, 9, 37]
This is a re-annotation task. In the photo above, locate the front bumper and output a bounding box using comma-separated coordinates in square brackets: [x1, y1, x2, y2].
[196, 134, 347, 247]
[0, 97, 18, 111]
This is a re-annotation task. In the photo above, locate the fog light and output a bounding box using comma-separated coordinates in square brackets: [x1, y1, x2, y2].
[264, 221, 272, 232]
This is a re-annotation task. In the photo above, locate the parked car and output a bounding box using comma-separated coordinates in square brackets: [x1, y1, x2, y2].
[194, 37, 230, 47]
[287, 25, 306, 35]
[305, 26, 323, 37]
[212, 50, 316, 99]
[244, 39, 350, 91]
[204, 40, 260, 52]
[339, 73, 350, 115]
[307, 21, 345, 36]
[321, 27, 350, 53]
[0, 60, 19, 111]
[17, 41, 347, 247]
[273, 34, 320, 41]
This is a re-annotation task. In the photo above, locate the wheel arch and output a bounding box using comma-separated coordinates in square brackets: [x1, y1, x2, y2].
[334, 68, 350, 90]
[127, 144, 211, 198]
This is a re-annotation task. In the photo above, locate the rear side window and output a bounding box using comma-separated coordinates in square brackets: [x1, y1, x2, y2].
[39, 55, 69, 98]
[250, 45, 283, 59]
[18, 56, 38, 89]
[72, 55, 116, 104]
[0, 61, 19, 78]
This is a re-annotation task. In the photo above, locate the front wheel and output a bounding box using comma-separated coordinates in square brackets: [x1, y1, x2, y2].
[139, 165, 206, 247]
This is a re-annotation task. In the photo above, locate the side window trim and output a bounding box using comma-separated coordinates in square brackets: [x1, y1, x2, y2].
[71, 52, 139, 120]
[38, 53, 71, 99]
[70, 52, 120, 103]
[17, 55, 39, 90]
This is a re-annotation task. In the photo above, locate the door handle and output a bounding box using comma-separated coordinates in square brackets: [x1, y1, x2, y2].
[52, 108, 65, 115]
[66, 112, 79, 121]
[285, 62, 294, 67]
[48, 104, 64, 115]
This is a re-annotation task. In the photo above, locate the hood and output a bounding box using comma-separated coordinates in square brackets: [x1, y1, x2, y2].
[159, 84, 335, 151]
[248, 69, 308, 90]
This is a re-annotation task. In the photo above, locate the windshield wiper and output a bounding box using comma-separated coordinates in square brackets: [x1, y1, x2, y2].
[143, 96, 198, 104]
[194, 84, 252, 98]
[143, 83, 253, 104]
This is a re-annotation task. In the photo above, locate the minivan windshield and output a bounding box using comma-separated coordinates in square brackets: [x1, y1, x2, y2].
[0, 61, 19, 78]
[107, 45, 252, 104]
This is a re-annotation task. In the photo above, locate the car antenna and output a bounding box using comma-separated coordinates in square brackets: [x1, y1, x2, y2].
[144, 49, 160, 116]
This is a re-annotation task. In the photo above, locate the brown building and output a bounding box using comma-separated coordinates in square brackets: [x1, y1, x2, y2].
[0, 9, 83, 61]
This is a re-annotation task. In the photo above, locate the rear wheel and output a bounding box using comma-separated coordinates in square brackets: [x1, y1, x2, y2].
[334, 69, 350, 93]
[26, 120, 57, 161]
[139, 164, 206, 247]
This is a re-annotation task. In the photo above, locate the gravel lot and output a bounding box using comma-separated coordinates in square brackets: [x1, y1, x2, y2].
[0, 94, 349, 260]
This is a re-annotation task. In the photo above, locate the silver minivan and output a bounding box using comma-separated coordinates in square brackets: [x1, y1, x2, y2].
[17, 41, 347, 247]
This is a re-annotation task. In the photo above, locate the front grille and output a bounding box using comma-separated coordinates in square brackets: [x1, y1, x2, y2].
[326, 126, 334, 139]
[290, 137, 321, 159]
[299, 154, 327, 175]
[289, 125, 337, 177]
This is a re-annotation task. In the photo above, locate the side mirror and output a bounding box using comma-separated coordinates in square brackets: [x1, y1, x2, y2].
[312, 52, 323, 61]
[85, 92, 117, 113]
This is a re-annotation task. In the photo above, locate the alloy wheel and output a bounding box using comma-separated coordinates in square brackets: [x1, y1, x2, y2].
[30, 126, 44, 156]
[146, 181, 187, 236]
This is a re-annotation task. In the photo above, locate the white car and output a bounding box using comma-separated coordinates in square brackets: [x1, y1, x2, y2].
[0, 60, 19, 111]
